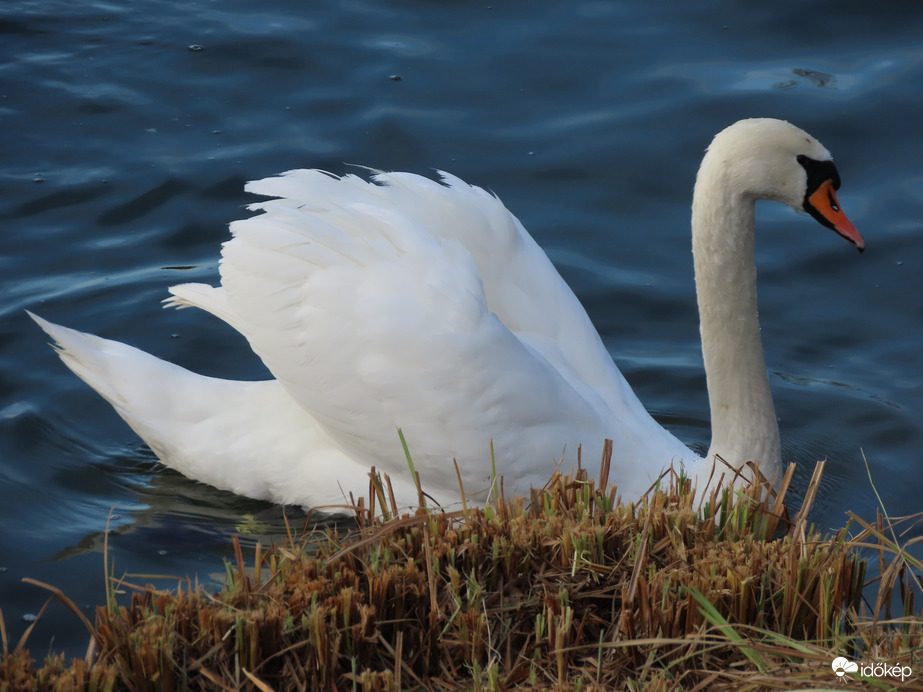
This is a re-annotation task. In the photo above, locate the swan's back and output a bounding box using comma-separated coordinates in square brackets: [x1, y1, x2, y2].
[239, 169, 624, 406]
[178, 170, 693, 501]
[39, 168, 697, 509]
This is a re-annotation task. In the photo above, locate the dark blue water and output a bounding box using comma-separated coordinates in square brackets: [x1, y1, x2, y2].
[2, 0, 923, 659]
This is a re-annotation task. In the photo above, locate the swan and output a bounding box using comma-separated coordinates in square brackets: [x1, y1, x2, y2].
[30, 118, 864, 511]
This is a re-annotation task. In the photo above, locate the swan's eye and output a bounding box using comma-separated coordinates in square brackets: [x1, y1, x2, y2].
[798, 155, 842, 194]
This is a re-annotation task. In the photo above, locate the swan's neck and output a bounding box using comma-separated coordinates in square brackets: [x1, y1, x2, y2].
[691, 171, 780, 478]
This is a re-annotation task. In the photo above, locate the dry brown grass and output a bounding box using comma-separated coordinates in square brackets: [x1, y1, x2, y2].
[2, 444, 922, 691]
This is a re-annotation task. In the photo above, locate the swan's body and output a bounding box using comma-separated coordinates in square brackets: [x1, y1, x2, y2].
[32, 118, 863, 511]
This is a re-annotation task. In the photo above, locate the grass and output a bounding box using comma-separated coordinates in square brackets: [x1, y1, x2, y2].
[1, 443, 921, 691]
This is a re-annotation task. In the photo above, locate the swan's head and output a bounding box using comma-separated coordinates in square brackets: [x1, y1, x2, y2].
[700, 118, 864, 251]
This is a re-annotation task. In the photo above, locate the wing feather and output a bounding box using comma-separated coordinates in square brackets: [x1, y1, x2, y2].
[169, 169, 691, 500]
[217, 171, 621, 494]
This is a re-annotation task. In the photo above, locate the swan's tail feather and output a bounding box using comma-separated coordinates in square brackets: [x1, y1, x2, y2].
[27, 312, 371, 506]
[29, 312, 266, 492]
[30, 311, 164, 421]
[27, 311, 245, 464]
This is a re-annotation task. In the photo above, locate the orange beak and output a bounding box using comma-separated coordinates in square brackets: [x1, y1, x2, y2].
[807, 179, 865, 252]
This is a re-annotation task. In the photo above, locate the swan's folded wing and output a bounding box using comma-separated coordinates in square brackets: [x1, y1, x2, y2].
[217, 170, 616, 494]
[241, 171, 645, 413]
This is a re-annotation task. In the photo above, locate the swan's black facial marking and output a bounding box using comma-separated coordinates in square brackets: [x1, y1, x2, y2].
[796, 153, 864, 252]
[797, 154, 841, 230]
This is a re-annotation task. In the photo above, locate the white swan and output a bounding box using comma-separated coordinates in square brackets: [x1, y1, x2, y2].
[31, 118, 863, 511]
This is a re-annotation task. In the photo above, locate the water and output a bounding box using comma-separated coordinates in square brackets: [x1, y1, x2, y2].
[2, 0, 922, 659]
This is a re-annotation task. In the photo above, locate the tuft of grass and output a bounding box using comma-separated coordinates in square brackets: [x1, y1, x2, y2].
[2, 443, 921, 691]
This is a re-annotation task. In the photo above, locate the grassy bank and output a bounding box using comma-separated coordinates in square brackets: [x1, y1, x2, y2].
[2, 447, 921, 691]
